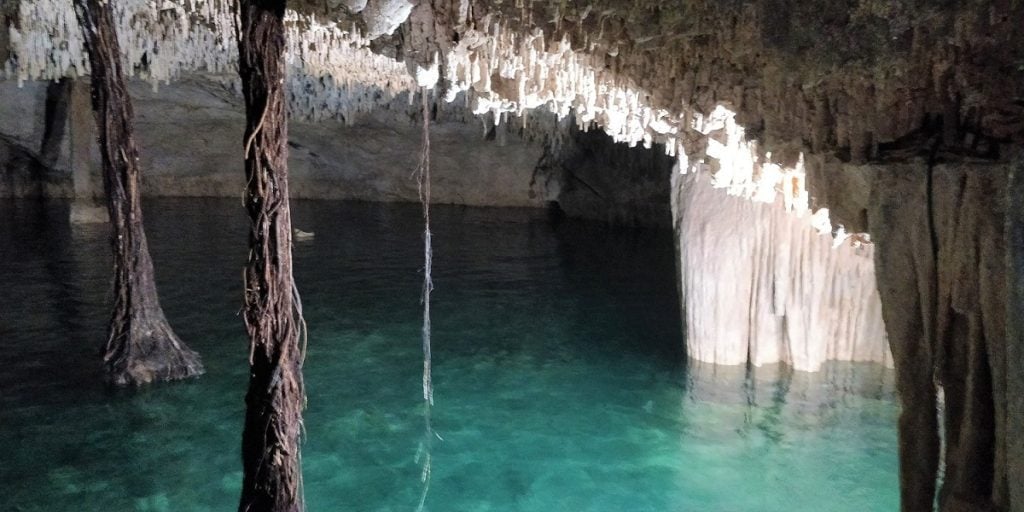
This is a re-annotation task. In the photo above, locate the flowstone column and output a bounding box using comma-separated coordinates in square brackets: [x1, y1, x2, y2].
[870, 160, 1013, 512]
[671, 170, 889, 372]
[235, 0, 306, 510]
[1007, 157, 1024, 512]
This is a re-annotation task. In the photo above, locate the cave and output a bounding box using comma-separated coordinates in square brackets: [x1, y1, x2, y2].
[1, 1, 1022, 511]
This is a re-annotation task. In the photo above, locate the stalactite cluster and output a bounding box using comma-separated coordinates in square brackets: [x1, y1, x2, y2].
[8, 0, 827, 227]
[8, 0, 1022, 234]
[7, 0, 413, 122]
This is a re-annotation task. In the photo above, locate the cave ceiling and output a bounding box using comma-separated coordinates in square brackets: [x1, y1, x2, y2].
[3, 0, 1023, 229]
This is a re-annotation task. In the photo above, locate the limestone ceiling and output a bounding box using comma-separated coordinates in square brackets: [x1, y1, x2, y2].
[3, 0, 1023, 232]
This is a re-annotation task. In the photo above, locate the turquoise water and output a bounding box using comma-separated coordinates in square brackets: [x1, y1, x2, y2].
[0, 199, 899, 511]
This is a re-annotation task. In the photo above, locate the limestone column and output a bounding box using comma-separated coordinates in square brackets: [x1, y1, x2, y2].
[671, 170, 890, 372]
[69, 78, 107, 223]
[869, 163, 940, 512]
[496, 113, 509, 147]
[1007, 156, 1024, 512]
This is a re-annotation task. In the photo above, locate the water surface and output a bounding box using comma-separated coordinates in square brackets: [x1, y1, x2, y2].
[0, 199, 899, 511]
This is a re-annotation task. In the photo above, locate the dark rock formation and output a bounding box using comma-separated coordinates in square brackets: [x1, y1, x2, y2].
[1008, 156, 1024, 510]
[870, 162, 942, 511]
[871, 158, 1012, 511]
[535, 126, 675, 228]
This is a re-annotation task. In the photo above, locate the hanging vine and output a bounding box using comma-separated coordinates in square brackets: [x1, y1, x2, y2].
[414, 85, 437, 512]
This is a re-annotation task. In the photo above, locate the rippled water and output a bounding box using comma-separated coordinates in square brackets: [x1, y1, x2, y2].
[0, 199, 899, 511]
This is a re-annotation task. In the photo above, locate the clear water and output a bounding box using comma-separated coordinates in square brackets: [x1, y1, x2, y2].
[0, 199, 900, 511]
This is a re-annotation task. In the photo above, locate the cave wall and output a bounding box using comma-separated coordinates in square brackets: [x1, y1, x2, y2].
[0, 78, 547, 208]
[1, 77, 681, 229]
[535, 127, 675, 228]
[868, 158, 1014, 511]
[1009, 157, 1024, 510]
[671, 171, 890, 373]
[0, 79, 73, 197]
[5, 2, 1022, 507]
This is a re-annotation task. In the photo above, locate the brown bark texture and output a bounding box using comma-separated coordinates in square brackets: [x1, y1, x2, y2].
[73, 0, 203, 386]
[235, 0, 306, 510]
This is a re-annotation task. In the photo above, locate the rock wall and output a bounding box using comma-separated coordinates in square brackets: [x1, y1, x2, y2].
[1008, 158, 1024, 511]
[534, 126, 675, 228]
[0, 78, 548, 208]
[0, 79, 73, 197]
[1, 77, 682, 228]
[671, 171, 890, 373]
[869, 159, 1013, 511]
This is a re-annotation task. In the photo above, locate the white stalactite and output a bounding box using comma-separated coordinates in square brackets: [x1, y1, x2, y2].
[9, 2, 839, 216]
[6, 0, 413, 121]
[5, 3, 891, 371]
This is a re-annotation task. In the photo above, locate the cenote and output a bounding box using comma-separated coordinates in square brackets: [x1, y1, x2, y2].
[0, 200, 898, 511]
[6, 0, 1023, 509]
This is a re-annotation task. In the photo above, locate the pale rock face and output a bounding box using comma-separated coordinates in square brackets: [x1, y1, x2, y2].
[672, 170, 890, 372]
[411, 54, 439, 89]
[360, 0, 414, 39]
[338, 0, 368, 13]
[0, 78, 547, 208]
[663, 102, 891, 372]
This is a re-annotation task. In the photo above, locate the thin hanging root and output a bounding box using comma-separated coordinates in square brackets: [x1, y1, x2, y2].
[415, 85, 435, 512]
[416, 451, 432, 512]
[243, 103, 269, 157]
[293, 279, 308, 363]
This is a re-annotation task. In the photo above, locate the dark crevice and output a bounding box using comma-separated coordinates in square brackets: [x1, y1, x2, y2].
[565, 169, 604, 200]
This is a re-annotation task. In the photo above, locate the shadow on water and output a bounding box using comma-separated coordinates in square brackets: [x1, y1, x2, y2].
[548, 218, 685, 365]
[0, 199, 111, 402]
